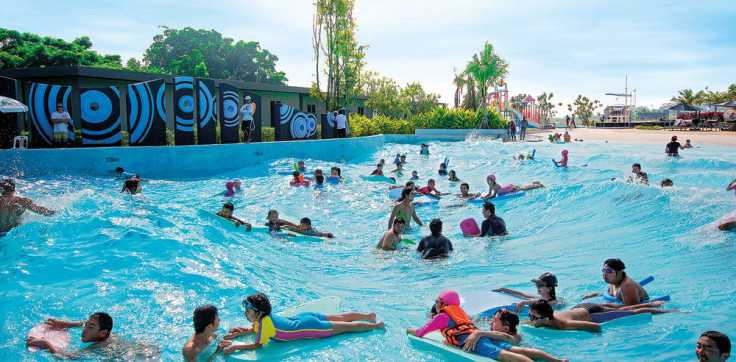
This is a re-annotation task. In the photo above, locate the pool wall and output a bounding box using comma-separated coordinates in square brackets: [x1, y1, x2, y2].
[0, 130, 507, 178]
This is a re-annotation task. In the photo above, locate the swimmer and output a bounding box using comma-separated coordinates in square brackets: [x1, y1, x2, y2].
[457, 183, 481, 200]
[417, 179, 448, 198]
[582, 259, 650, 305]
[393, 153, 401, 166]
[438, 162, 448, 176]
[285, 217, 334, 238]
[216, 202, 252, 230]
[295, 160, 307, 173]
[183, 305, 231, 362]
[224, 181, 240, 197]
[0, 178, 54, 234]
[465, 309, 569, 362]
[666, 135, 683, 157]
[400, 154, 407, 165]
[467, 202, 507, 237]
[26, 312, 158, 359]
[329, 167, 343, 180]
[370, 163, 385, 176]
[494, 272, 562, 312]
[684, 139, 693, 149]
[407, 291, 566, 362]
[563, 131, 571, 143]
[377, 218, 406, 250]
[660, 178, 674, 187]
[389, 181, 416, 192]
[390, 162, 404, 174]
[265, 210, 298, 232]
[121, 175, 142, 194]
[696, 330, 731, 362]
[627, 163, 649, 185]
[388, 187, 423, 229]
[448, 170, 460, 182]
[420, 143, 430, 155]
[222, 292, 383, 354]
[553, 150, 568, 168]
[314, 174, 325, 187]
[417, 219, 453, 259]
[379, 159, 386, 168]
[514, 150, 536, 161]
[526, 299, 674, 332]
[114, 167, 134, 179]
[289, 171, 310, 187]
[482, 175, 544, 199]
[410, 171, 419, 180]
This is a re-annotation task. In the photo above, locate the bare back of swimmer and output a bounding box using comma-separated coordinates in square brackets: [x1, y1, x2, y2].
[0, 179, 55, 233]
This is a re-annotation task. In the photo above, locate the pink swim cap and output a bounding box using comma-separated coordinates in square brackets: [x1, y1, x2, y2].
[486, 174, 496, 182]
[438, 290, 461, 306]
[562, 149, 569, 155]
[226, 181, 234, 191]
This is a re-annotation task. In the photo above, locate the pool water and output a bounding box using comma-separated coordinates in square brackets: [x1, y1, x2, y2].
[1, 137, 735, 361]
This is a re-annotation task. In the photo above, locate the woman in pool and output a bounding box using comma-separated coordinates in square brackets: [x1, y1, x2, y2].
[265, 210, 298, 232]
[328, 167, 342, 182]
[457, 183, 480, 200]
[223, 292, 383, 355]
[448, 170, 460, 182]
[482, 175, 544, 199]
[526, 299, 674, 332]
[494, 272, 564, 312]
[370, 163, 385, 176]
[387, 187, 423, 230]
[289, 171, 310, 187]
[406, 291, 567, 362]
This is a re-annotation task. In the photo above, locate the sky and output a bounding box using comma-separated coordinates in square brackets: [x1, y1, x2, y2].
[3, 0, 735, 111]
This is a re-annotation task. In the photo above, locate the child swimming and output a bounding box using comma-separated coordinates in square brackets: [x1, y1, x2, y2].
[290, 172, 310, 187]
[285, 217, 334, 238]
[448, 170, 460, 182]
[553, 150, 568, 168]
[265, 210, 298, 232]
[483, 175, 544, 198]
[216, 202, 252, 230]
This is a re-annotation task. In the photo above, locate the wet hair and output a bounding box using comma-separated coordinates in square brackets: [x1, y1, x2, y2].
[292, 171, 300, 177]
[439, 162, 447, 168]
[449, 170, 456, 175]
[300, 217, 312, 225]
[267, 209, 278, 218]
[193, 305, 218, 333]
[398, 187, 413, 202]
[315, 174, 324, 184]
[123, 179, 139, 193]
[376, 163, 382, 168]
[90, 312, 113, 333]
[115, 167, 124, 173]
[314, 169, 323, 176]
[632, 163, 641, 169]
[429, 218, 443, 237]
[660, 178, 673, 187]
[604, 258, 627, 278]
[460, 182, 469, 189]
[405, 181, 415, 187]
[335, 167, 342, 176]
[530, 300, 554, 320]
[428, 178, 436, 184]
[483, 202, 496, 216]
[497, 310, 520, 334]
[430, 304, 438, 316]
[223, 202, 234, 211]
[246, 292, 272, 316]
[1, 178, 15, 195]
[701, 331, 731, 355]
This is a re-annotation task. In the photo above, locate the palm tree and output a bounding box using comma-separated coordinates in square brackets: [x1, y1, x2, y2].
[465, 42, 509, 128]
[452, 69, 466, 109]
[671, 89, 700, 105]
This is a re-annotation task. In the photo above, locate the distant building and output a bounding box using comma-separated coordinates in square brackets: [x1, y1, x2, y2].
[603, 105, 632, 123]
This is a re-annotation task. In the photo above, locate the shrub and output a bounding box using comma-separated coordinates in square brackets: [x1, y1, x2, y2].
[349, 107, 507, 136]
[262, 127, 275, 142]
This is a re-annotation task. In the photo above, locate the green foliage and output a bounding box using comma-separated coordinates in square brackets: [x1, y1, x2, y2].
[362, 71, 440, 119]
[566, 95, 602, 125]
[634, 125, 664, 130]
[464, 42, 508, 127]
[671, 85, 736, 105]
[262, 127, 275, 142]
[142, 27, 286, 83]
[349, 107, 506, 137]
[0, 28, 122, 69]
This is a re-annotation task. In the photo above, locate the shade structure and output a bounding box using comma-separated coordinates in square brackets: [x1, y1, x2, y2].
[0, 95, 28, 113]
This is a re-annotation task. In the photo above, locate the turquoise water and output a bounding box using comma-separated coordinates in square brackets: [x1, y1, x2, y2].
[1, 137, 735, 361]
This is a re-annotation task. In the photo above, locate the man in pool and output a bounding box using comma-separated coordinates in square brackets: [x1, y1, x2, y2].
[377, 218, 406, 250]
[284, 217, 334, 238]
[628, 163, 649, 185]
[27, 312, 115, 358]
[525, 299, 673, 332]
[182, 305, 232, 362]
[476, 202, 507, 237]
[216, 202, 252, 230]
[666, 135, 683, 157]
[417, 219, 453, 259]
[0, 178, 55, 234]
[696, 330, 731, 362]
[583, 258, 650, 305]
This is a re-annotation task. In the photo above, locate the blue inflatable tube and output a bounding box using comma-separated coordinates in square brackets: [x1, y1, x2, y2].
[600, 276, 670, 304]
[467, 191, 524, 204]
[361, 175, 397, 184]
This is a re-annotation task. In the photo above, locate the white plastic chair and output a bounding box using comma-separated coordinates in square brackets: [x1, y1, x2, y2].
[12, 135, 28, 149]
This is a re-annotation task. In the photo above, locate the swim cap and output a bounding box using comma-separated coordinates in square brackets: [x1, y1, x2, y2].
[226, 181, 234, 190]
[486, 174, 496, 182]
[562, 149, 568, 155]
[438, 290, 461, 306]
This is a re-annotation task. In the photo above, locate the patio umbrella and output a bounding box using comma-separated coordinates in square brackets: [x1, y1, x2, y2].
[0, 96, 28, 113]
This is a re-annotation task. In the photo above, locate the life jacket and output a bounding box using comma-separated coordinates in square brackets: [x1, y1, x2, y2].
[439, 305, 478, 346]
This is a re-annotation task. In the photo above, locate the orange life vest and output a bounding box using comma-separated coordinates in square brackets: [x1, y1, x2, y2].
[440, 305, 478, 346]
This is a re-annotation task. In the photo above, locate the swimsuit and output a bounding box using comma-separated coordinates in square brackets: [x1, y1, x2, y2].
[572, 303, 605, 314]
[254, 313, 334, 344]
[497, 184, 515, 195]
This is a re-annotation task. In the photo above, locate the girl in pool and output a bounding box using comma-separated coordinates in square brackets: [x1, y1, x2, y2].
[387, 187, 423, 230]
[223, 292, 383, 355]
[289, 171, 310, 187]
[407, 291, 567, 362]
[482, 175, 544, 199]
[494, 272, 564, 312]
[526, 299, 675, 332]
[552, 150, 568, 168]
[328, 167, 342, 182]
[265, 210, 298, 232]
[370, 163, 384, 176]
[448, 170, 460, 182]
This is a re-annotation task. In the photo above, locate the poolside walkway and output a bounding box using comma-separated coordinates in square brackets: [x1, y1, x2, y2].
[533, 128, 736, 147]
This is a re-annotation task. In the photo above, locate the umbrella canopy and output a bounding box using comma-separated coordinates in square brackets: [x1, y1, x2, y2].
[0, 96, 28, 113]
[667, 103, 700, 112]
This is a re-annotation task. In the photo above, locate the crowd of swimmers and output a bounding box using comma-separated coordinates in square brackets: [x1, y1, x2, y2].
[3, 137, 734, 360]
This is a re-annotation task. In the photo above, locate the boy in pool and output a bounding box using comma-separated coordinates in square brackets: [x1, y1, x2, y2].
[265, 210, 298, 232]
[182, 305, 231, 362]
[627, 163, 649, 185]
[400, 154, 407, 165]
[0, 178, 55, 234]
[684, 139, 694, 149]
[410, 171, 419, 180]
[526, 299, 674, 332]
[285, 217, 334, 238]
[222, 292, 383, 355]
[417, 179, 447, 198]
[473, 202, 507, 237]
[696, 330, 731, 362]
[660, 178, 674, 187]
[376, 218, 406, 250]
[457, 183, 480, 199]
[314, 174, 325, 187]
[216, 202, 252, 230]
[553, 150, 568, 168]
[290, 171, 310, 187]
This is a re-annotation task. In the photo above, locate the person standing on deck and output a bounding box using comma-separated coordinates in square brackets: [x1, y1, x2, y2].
[240, 96, 255, 143]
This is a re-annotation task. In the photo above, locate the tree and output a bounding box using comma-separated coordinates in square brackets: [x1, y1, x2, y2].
[452, 69, 466, 109]
[510, 94, 530, 111]
[401, 82, 440, 115]
[362, 71, 439, 118]
[143, 27, 286, 84]
[312, 0, 366, 111]
[567, 95, 601, 125]
[0, 28, 122, 69]
[464, 42, 508, 127]
[670, 88, 704, 105]
[537, 92, 557, 122]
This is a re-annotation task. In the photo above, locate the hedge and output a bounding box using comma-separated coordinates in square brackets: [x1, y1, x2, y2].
[351, 108, 507, 137]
